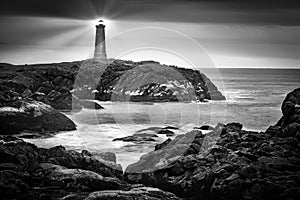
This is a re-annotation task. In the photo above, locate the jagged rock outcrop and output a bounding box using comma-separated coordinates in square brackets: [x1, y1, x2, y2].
[124, 88, 300, 200]
[126, 122, 300, 199]
[0, 62, 82, 111]
[126, 129, 203, 173]
[270, 88, 300, 139]
[0, 136, 125, 199]
[0, 136, 182, 200]
[0, 100, 76, 135]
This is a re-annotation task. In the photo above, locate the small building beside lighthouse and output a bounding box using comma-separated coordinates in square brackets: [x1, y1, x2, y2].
[94, 20, 107, 60]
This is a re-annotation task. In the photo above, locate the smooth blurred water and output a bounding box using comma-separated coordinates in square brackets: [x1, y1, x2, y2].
[25, 68, 300, 168]
[206, 68, 300, 130]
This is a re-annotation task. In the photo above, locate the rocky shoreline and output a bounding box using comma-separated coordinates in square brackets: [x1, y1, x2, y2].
[0, 60, 299, 199]
[124, 88, 300, 199]
[0, 87, 299, 199]
[0, 59, 225, 137]
[0, 59, 225, 109]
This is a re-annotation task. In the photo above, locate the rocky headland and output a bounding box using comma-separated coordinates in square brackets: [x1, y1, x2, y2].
[0, 59, 225, 136]
[0, 59, 225, 110]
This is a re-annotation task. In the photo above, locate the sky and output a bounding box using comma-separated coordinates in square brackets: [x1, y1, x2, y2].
[0, 0, 300, 68]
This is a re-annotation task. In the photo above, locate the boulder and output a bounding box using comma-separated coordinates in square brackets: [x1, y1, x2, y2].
[277, 88, 300, 128]
[39, 163, 122, 192]
[0, 136, 40, 172]
[3, 75, 37, 93]
[52, 76, 64, 86]
[113, 133, 158, 143]
[39, 146, 123, 177]
[0, 84, 21, 106]
[83, 187, 182, 200]
[0, 100, 76, 134]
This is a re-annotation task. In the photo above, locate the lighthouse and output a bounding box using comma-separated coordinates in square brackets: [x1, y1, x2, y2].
[94, 20, 107, 60]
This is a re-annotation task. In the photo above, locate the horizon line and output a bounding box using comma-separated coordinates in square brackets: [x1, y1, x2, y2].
[0, 59, 299, 70]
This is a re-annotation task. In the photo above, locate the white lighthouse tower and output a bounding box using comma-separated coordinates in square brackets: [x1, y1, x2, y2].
[94, 20, 107, 60]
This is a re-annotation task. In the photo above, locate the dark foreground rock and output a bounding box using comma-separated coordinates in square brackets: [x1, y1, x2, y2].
[126, 129, 203, 173]
[126, 123, 300, 199]
[0, 136, 181, 200]
[0, 87, 299, 200]
[273, 88, 300, 138]
[125, 88, 300, 200]
[39, 163, 122, 191]
[0, 136, 125, 199]
[278, 88, 300, 127]
[0, 100, 76, 134]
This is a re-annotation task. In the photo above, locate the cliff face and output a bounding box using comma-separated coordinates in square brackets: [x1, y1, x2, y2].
[0, 59, 225, 111]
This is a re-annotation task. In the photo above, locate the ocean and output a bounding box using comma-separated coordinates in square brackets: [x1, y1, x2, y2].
[25, 68, 300, 168]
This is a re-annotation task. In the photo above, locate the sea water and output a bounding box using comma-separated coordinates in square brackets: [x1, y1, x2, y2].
[25, 68, 300, 168]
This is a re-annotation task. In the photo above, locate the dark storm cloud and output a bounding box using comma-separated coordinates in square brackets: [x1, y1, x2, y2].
[1, 0, 300, 67]
[0, 0, 101, 19]
[1, 0, 300, 25]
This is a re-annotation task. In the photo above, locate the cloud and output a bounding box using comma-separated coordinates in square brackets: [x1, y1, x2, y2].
[1, 0, 300, 25]
[0, 0, 299, 68]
